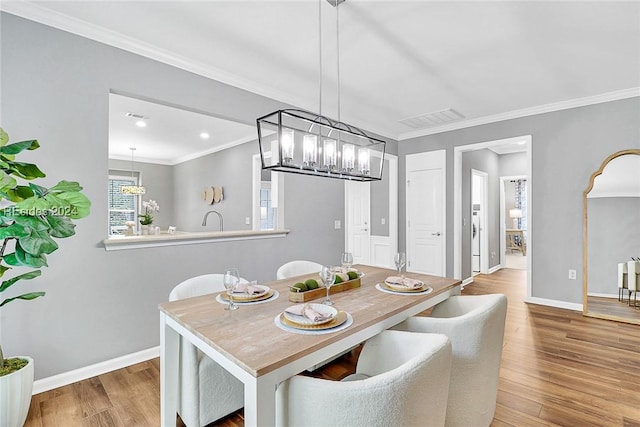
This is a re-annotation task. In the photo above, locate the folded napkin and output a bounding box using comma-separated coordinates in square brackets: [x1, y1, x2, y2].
[385, 276, 423, 289]
[285, 304, 333, 322]
[233, 280, 264, 295]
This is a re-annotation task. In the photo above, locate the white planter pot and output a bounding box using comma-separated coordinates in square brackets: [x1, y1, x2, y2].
[0, 356, 34, 427]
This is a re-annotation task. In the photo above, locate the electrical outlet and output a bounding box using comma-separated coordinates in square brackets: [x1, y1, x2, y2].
[334, 220, 341, 229]
[568, 269, 577, 280]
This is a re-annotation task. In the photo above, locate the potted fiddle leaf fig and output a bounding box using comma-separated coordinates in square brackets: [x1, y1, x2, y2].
[0, 127, 90, 427]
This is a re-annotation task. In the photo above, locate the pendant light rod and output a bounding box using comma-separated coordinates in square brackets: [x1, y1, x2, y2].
[256, 0, 386, 182]
[129, 147, 136, 179]
[336, 1, 341, 124]
[318, 0, 323, 117]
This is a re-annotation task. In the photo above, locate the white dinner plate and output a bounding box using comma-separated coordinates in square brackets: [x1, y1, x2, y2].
[283, 303, 338, 326]
[383, 279, 426, 292]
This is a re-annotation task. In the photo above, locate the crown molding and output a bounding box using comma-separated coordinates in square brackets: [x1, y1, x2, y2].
[398, 88, 640, 141]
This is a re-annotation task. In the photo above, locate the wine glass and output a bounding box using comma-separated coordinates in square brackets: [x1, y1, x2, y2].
[341, 252, 353, 272]
[223, 268, 240, 311]
[394, 252, 406, 276]
[320, 265, 337, 306]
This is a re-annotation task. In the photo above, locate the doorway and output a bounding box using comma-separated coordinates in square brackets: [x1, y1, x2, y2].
[345, 154, 398, 268]
[500, 175, 528, 270]
[454, 135, 532, 297]
[471, 169, 488, 275]
[405, 150, 446, 276]
[345, 181, 371, 265]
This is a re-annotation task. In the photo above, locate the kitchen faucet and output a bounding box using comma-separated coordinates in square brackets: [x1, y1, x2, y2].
[202, 210, 223, 231]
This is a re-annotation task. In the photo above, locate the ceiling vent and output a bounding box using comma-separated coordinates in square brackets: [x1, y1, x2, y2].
[125, 112, 145, 119]
[399, 108, 465, 129]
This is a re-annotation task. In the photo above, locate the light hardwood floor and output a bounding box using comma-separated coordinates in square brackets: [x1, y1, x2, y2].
[24, 269, 640, 426]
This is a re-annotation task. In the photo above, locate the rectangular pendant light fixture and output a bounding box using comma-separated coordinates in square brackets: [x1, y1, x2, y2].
[257, 109, 385, 181]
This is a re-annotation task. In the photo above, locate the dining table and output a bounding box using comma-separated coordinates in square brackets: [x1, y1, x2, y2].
[158, 264, 461, 427]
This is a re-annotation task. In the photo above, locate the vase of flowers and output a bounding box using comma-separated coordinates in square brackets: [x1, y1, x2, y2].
[138, 200, 159, 235]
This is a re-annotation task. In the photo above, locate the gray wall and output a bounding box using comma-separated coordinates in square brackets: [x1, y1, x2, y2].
[173, 140, 257, 232]
[499, 152, 527, 177]
[399, 98, 640, 304]
[461, 149, 501, 279]
[587, 197, 640, 294]
[0, 13, 351, 379]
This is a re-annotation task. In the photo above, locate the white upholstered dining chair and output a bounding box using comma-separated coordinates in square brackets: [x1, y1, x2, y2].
[169, 274, 248, 426]
[618, 262, 629, 302]
[276, 260, 323, 280]
[275, 330, 452, 427]
[393, 294, 507, 427]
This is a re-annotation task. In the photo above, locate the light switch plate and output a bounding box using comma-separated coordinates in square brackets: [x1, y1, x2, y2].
[334, 220, 341, 229]
[381, 217, 386, 225]
[245, 217, 250, 225]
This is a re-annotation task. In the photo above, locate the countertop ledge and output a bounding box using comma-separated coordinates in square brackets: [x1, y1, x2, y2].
[103, 229, 290, 251]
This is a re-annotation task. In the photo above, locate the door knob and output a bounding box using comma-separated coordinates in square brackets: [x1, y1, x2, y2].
[432, 232, 441, 236]
[362, 228, 368, 232]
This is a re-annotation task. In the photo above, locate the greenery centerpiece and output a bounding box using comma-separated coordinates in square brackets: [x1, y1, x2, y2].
[0, 127, 90, 373]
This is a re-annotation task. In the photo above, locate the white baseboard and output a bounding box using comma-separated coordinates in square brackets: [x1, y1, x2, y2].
[32, 346, 159, 395]
[460, 277, 474, 288]
[587, 292, 618, 299]
[524, 296, 583, 312]
[488, 265, 501, 274]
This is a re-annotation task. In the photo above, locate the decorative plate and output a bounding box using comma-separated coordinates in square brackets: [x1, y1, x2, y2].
[213, 186, 223, 203]
[280, 310, 347, 330]
[220, 286, 272, 302]
[202, 186, 215, 204]
[283, 303, 338, 326]
[383, 279, 427, 293]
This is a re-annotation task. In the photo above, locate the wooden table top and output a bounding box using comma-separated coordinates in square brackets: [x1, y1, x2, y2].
[159, 265, 460, 377]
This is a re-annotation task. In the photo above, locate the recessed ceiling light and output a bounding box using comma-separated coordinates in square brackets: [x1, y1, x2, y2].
[200, 132, 210, 139]
[136, 120, 147, 128]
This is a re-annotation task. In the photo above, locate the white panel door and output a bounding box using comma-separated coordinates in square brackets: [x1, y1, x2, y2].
[346, 181, 370, 265]
[406, 151, 445, 276]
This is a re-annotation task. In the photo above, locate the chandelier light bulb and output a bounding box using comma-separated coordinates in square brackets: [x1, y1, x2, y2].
[342, 143, 355, 171]
[281, 128, 295, 163]
[358, 148, 370, 175]
[303, 134, 318, 166]
[323, 139, 337, 170]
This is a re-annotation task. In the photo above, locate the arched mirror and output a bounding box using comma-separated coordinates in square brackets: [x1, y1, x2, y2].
[583, 149, 640, 324]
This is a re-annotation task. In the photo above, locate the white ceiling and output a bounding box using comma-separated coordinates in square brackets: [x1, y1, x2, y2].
[3, 0, 639, 161]
[109, 93, 256, 165]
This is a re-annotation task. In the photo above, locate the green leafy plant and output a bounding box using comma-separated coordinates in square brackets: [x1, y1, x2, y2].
[0, 128, 90, 374]
[138, 199, 159, 225]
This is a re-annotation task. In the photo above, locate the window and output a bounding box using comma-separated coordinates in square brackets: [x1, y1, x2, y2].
[514, 179, 527, 230]
[108, 171, 139, 235]
[260, 182, 275, 230]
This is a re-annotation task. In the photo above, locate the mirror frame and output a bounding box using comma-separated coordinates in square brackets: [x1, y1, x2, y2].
[582, 148, 640, 324]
